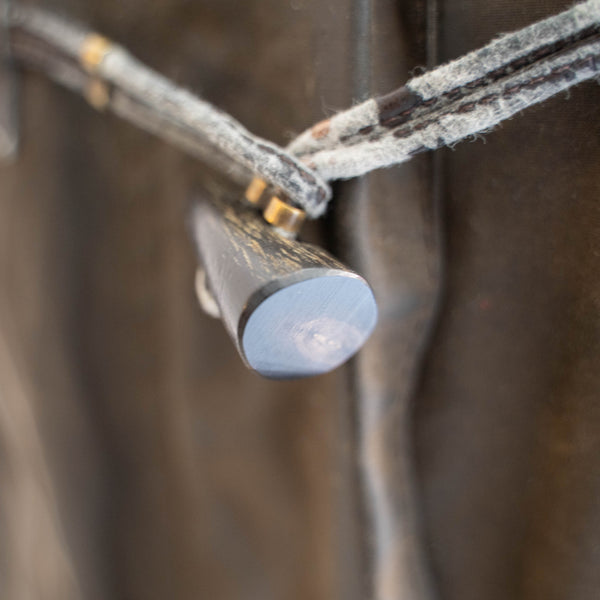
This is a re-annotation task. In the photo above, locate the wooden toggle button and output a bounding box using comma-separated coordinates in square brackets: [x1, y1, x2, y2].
[190, 192, 378, 379]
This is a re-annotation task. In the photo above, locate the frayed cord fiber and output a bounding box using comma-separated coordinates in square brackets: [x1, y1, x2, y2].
[289, 0, 600, 182]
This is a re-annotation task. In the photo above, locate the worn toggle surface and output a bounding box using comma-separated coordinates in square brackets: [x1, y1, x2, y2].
[190, 192, 377, 379]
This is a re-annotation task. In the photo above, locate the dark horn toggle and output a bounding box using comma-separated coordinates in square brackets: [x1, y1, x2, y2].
[190, 185, 378, 379]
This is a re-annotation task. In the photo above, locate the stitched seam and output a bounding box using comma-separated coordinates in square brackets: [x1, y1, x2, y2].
[312, 34, 600, 155]
[377, 24, 600, 129]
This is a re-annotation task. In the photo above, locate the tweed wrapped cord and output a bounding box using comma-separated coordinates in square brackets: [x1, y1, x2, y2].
[288, 0, 600, 180]
[4, 0, 600, 217]
[5, 4, 331, 217]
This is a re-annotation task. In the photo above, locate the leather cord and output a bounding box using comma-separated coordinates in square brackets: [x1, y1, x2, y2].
[4, 1, 600, 216]
[4, 3, 332, 218]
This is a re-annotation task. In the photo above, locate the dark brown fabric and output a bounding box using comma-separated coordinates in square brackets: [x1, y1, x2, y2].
[1, 2, 599, 600]
[0, 2, 361, 599]
[414, 3, 600, 600]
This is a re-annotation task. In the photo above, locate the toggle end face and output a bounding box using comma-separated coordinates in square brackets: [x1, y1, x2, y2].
[240, 270, 377, 379]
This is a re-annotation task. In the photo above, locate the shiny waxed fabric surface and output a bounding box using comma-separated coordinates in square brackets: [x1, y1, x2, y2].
[413, 2, 600, 600]
[0, 1, 599, 600]
[0, 2, 359, 599]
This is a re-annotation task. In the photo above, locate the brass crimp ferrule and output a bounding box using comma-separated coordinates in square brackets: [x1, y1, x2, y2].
[79, 33, 113, 74]
[244, 176, 269, 208]
[263, 195, 306, 236]
[84, 78, 111, 111]
[80, 34, 113, 111]
[244, 177, 306, 236]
